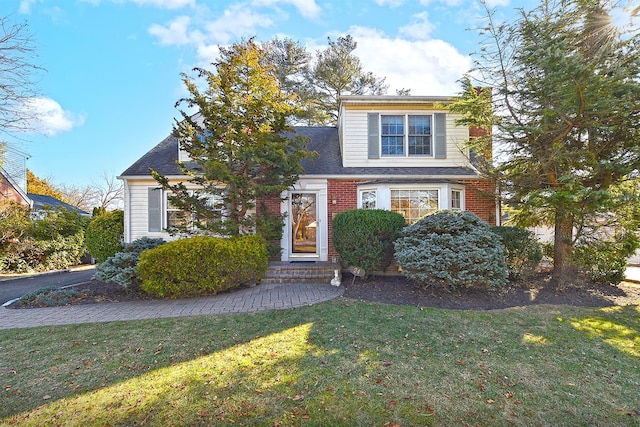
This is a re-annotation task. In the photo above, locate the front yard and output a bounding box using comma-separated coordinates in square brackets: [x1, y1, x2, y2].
[1, 298, 638, 426]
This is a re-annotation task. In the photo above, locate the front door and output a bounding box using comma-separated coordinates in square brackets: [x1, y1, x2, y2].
[290, 192, 318, 255]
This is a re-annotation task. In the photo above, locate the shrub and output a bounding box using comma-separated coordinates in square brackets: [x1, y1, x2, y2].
[0, 207, 88, 273]
[394, 210, 508, 290]
[573, 232, 639, 285]
[491, 226, 543, 280]
[16, 286, 80, 308]
[138, 235, 269, 298]
[332, 209, 406, 272]
[85, 210, 124, 263]
[95, 237, 166, 290]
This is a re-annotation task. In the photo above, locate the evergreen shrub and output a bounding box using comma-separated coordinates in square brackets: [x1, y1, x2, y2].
[574, 232, 639, 285]
[491, 226, 543, 280]
[95, 237, 166, 290]
[85, 210, 124, 263]
[332, 209, 406, 272]
[16, 286, 80, 308]
[138, 235, 269, 298]
[394, 210, 508, 290]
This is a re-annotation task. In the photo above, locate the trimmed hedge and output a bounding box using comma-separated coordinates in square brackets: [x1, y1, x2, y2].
[394, 210, 508, 290]
[138, 235, 269, 298]
[332, 209, 406, 272]
[491, 226, 543, 280]
[85, 210, 124, 263]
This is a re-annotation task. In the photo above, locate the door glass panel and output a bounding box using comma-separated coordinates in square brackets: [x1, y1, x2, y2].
[291, 193, 317, 254]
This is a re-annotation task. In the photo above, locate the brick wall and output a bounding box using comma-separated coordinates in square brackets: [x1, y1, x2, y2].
[0, 179, 29, 206]
[462, 179, 498, 225]
[327, 179, 359, 258]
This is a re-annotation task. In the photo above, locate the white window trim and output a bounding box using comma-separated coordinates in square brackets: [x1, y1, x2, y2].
[358, 183, 465, 221]
[358, 189, 378, 209]
[380, 114, 433, 158]
[164, 190, 225, 230]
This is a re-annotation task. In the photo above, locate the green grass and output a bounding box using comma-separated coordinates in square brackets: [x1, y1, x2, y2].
[0, 299, 639, 426]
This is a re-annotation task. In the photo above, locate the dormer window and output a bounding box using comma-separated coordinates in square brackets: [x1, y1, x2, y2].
[381, 115, 432, 157]
[368, 112, 446, 160]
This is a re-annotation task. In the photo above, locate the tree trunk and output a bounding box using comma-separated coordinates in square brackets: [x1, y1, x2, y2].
[552, 208, 577, 287]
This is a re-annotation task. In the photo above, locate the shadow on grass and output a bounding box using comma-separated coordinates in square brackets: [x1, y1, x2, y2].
[1, 300, 639, 426]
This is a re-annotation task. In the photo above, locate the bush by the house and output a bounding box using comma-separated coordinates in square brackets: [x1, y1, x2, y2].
[573, 232, 639, 285]
[332, 209, 406, 273]
[0, 204, 89, 273]
[394, 210, 508, 290]
[491, 226, 543, 280]
[138, 235, 269, 298]
[85, 210, 124, 263]
[95, 237, 166, 291]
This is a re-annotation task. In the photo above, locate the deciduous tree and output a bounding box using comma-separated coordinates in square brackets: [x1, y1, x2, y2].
[0, 16, 43, 137]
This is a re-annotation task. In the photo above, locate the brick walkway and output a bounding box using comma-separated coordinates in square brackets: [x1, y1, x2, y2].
[0, 282, 343, 330]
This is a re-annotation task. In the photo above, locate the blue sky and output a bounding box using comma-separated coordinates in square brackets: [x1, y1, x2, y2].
[2, 0, 635, 188]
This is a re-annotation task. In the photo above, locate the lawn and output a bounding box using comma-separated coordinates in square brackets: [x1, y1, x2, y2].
[1, 299, 638, 426]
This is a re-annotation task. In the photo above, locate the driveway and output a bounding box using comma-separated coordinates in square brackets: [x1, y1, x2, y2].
[0, 267, 96, 305]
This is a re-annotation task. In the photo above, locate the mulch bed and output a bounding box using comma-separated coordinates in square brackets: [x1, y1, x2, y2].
[9, 271, 640, 310]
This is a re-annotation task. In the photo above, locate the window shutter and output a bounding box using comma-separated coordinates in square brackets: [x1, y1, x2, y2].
[367, 113, 380, 159]
[434, 113, 446, 159]
[148, 188, 162, 232]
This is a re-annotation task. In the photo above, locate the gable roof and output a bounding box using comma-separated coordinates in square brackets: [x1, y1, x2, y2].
[119, 126, 479, 180]
[28, 194, 90, 216]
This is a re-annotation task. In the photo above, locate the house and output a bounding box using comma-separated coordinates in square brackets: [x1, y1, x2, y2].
[1, 148, 89, 218]
[27, 193, 90, 218]
[0, 168, 31, 208]
[118, 95, 499, 262]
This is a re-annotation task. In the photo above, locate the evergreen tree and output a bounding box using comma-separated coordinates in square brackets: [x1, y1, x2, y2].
[152, 39, 315, 239]
[451, 0, 640, 285]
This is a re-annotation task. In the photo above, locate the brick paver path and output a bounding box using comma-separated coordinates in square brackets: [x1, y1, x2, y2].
[0, 282, 343, 330]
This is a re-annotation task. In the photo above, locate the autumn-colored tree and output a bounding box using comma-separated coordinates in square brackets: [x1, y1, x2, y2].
[26, 169, 66, 201]
[152, 39, 315, 240]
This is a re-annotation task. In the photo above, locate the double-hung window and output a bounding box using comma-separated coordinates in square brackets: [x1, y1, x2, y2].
[381, 115, 432, 157]
[381, 115, 404, 155]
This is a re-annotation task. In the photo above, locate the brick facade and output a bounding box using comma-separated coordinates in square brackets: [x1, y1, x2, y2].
[326, 179, 360, 259]
[461, 179, 498, 225]
[260, 177, 497, 259]
[0, 177, 30, 207]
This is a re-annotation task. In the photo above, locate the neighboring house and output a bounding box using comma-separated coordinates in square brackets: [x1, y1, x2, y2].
[27, 193, 90, 218]
[118, 95, 499, 262]
[0, 168, 31, 208]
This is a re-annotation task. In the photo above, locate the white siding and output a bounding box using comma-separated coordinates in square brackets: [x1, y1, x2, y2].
[341, 108, 470, 168]
[124, 178, 194, 243]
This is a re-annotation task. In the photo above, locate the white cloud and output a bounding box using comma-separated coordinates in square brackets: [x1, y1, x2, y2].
[252, 0, 321, 19]
[349, 26, 471, 96]
[399, 11, 435, 40]
[149, 16, 203, 45]
[18, 0, 39, 14]
[374, 0, 404, 7]
[419, 0, 465, 6]
[23, 98, 85, 136]
[203, 4, 274, 45]
[77, 0, 195, 7]
[128, 0, 196, 8]
[482, 0, 510, 7]
[148, 4, 274, 49]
